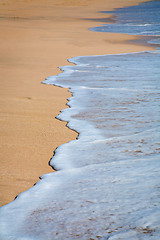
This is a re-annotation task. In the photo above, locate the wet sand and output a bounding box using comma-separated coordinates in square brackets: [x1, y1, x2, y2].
[0, 0, 153, 206]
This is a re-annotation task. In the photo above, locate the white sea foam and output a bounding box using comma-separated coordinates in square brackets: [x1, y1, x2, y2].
[0, 157, 159, 239]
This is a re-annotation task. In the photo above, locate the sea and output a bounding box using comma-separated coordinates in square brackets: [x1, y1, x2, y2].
[0, 1, 160, 239]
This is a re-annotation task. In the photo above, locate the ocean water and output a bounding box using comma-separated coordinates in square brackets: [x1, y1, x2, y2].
[0, 1, 160, 240]
[91, 0, 160, 47]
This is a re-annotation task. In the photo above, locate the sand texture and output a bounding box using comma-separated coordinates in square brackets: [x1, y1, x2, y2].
[0, 0, 153, 206]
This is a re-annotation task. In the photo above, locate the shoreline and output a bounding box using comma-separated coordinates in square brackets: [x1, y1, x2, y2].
[0, 0, 153, 206]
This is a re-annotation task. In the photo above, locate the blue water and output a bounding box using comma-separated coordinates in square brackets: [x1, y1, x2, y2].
[45, 51, 160, 171]
[0, 1, 160, 239]
[91, 0, 160, 46]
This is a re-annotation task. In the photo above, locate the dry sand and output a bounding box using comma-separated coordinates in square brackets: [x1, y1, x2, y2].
[0, 0, 153, 206]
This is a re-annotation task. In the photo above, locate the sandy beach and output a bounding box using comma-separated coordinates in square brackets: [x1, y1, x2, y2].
[0, 0, 153, 206]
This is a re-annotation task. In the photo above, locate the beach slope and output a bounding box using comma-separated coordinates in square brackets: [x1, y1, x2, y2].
[0, 0, 152, 206]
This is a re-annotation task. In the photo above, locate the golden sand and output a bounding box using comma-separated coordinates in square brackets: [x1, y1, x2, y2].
[0, 0, 153, 206]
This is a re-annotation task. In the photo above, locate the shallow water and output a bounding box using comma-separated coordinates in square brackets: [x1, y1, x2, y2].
[0, 1, 160, 239]
[91, 0, 160, 47]
[45, 51, 160, 171]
